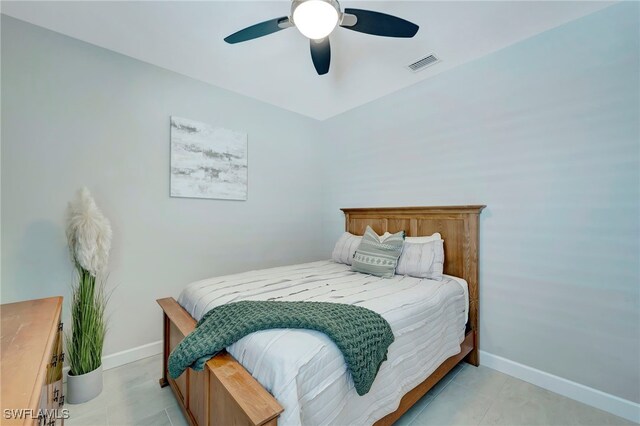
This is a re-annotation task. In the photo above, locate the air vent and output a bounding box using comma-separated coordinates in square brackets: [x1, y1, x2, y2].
[407, 54, 439, 72]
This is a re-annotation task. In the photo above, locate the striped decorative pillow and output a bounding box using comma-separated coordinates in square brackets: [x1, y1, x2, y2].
[351, 227, 405, 278]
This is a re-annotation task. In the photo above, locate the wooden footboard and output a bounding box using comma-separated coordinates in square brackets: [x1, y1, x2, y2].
[157, 298, 283, 426]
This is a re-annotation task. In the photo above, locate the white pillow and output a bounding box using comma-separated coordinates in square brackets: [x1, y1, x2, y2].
[405, 232, 441, 243]
[331, 232, 362, 265]
[396, 238, 445, 280]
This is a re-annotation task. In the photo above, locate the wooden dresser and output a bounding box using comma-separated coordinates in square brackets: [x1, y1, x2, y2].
[1, 297, 65, 425]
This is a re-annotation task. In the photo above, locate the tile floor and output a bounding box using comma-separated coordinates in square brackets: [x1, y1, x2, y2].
[65, 355, 636, 426]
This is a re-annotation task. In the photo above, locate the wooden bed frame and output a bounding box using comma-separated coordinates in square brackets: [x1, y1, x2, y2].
[158, 205, 485, 426]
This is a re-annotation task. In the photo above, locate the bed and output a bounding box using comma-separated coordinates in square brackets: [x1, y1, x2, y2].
[157, 205, 485, 426]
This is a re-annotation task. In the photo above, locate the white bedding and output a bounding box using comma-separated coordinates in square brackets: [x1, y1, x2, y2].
[178, 261, 468, 426]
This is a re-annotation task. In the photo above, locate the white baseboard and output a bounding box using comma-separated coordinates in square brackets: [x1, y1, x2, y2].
[101, 340, 163, 370]
[480, 350, 640, 423]
[63, 340, 163, 382]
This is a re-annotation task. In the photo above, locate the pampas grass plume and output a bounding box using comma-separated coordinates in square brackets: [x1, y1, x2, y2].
[66, 187, 112, 276]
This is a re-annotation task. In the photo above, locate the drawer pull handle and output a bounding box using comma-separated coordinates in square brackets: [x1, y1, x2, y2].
[51, 354, 58, 367]
[59, 352, 65, 362]
[59, 395, 65, 406]
[58, 322, 64, 331]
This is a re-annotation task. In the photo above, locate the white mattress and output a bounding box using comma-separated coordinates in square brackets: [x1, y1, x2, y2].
[178, 261, 468, 426]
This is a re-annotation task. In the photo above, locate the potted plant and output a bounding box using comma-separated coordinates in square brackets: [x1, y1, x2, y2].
[65, 187, 112, 404]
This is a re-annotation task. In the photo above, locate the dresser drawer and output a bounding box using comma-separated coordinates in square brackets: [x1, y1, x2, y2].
[37, 321, 65, 425]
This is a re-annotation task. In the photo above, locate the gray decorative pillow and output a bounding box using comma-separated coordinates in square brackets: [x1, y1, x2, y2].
[351, 227, 405, 278]
[331, 232, 362, 265]
[396, 239, 445, 280]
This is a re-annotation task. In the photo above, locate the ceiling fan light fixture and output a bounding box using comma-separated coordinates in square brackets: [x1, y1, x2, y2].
[292, 0, 340, 40]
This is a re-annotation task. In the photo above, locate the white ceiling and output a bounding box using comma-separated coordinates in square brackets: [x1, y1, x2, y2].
[1, 1, 614, 120]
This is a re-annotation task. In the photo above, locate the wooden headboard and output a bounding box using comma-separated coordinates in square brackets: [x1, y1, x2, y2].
[341, 205, 485, 365]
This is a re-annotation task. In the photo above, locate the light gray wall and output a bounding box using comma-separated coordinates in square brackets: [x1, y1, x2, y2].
[1, 15, 324, 355]
[319, 3, 639, 403]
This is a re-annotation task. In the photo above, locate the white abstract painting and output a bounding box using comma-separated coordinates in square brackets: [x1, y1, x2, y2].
[170, 116, 247, 200]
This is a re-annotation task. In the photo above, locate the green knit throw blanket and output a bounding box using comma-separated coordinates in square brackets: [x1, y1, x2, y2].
[168, 300, 395, 396]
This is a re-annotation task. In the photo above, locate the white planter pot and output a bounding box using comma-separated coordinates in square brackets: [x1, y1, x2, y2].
[67, 365, 103, 404]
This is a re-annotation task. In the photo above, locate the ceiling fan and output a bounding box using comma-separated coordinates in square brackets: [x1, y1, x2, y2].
[224, 0, 419, 75]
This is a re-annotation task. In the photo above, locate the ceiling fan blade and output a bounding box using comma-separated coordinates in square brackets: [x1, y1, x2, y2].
[310, 38, 331, 75]
[341, 8, 419, 38]
[224, 17, 292, 44]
